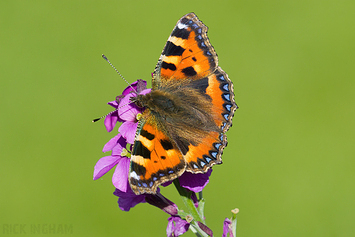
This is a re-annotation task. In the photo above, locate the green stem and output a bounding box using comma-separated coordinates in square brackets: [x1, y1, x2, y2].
[173, 179, 203, 223]
[198, 191, 203, 200]
[173, 179, 212, 236]
[231, 208, 239, 237]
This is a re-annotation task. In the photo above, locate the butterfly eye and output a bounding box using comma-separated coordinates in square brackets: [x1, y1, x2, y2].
[130, 96, 144, 108]
[136, 101, 144, 108]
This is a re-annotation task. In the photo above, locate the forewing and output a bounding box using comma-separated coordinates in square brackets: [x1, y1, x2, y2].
[153, 13, 218, 88]
[129, 116, 186, 194]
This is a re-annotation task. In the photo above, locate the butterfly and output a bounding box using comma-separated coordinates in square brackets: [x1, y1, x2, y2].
[129, 13, 237, 195]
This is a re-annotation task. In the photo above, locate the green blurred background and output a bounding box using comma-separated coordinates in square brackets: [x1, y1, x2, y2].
[1, 0, 354, 236]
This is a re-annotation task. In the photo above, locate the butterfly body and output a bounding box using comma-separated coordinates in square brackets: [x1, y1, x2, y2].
[129, 13, 238, 195]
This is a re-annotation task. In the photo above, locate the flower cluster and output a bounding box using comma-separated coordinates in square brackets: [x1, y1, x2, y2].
[93, 80, 237, 236]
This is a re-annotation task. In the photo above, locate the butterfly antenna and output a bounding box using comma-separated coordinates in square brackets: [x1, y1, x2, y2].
[102, 54, 138, 93]
[92, 109, 117, 123]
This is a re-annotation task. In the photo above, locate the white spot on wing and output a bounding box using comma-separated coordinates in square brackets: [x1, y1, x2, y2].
[177, 22, 187, 29]
[130, 171, 140, 180]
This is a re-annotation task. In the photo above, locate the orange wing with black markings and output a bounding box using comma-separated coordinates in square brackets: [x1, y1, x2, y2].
[152, 13, 237, 173]
[166, 67, 237, 173]
[129, 13, 237, 195]
[129, 116, 186, 194]
[153, 13, 218, 87]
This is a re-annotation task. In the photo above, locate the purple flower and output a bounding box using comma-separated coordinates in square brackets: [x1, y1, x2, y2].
[222, 218, 234, 237]
[124, 79, 147, 95]
[179, 169, 213, 193]
[94, 80, 150, 190]
[104, 79, 148, 133]
[162, 169, 213, 195]
[198, 222, 213, 237]
[93, 134, 131, 192]
[113, 187, 146, 211]
[145, 193, 178, 216]
[104, 100, 120, 132]
[166, 216, 190, 237]
[191, 192, 199, 208]
[95, 79, 215, 218]
[117, 88, 150, 144]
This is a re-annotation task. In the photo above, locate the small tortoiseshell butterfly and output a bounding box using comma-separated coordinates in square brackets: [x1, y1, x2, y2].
[129, 13, 237, 194]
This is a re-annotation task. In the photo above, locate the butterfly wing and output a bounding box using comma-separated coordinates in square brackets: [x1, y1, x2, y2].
[153, 13, 218, 86]
[153, 12, 238, 173]
[129, 116, 186, 194]
[181, 67, 237, 173]
[129, 13, 237, 194]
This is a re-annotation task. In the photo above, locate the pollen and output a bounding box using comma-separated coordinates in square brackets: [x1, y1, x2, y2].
[121, 148, 131, 158]
[136, 113, 142, 121]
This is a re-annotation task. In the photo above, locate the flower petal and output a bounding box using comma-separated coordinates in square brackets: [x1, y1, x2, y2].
[118, 93, 142, 121]
[104, 111, 118, 132]
[145, 193, 178, 216]
[179, 169, 212, 193]
[119, 121, 138, 144]
[113, 188, 146, 211]
[102, 134, 124, 152]
[112, 157, 130, 192]
[107, 100, 118, 109]
[93, 156, 120, 180]
[222, 218, 233, 237]
[122, 79, 147, 96]
[107, 135, 127, 156]
[166, 217, 174, 237]
[139, 88, 151, 95]
[198, 222, 213, 237]
[167, 216, 189, 237]
[173, 218, 190, 236]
